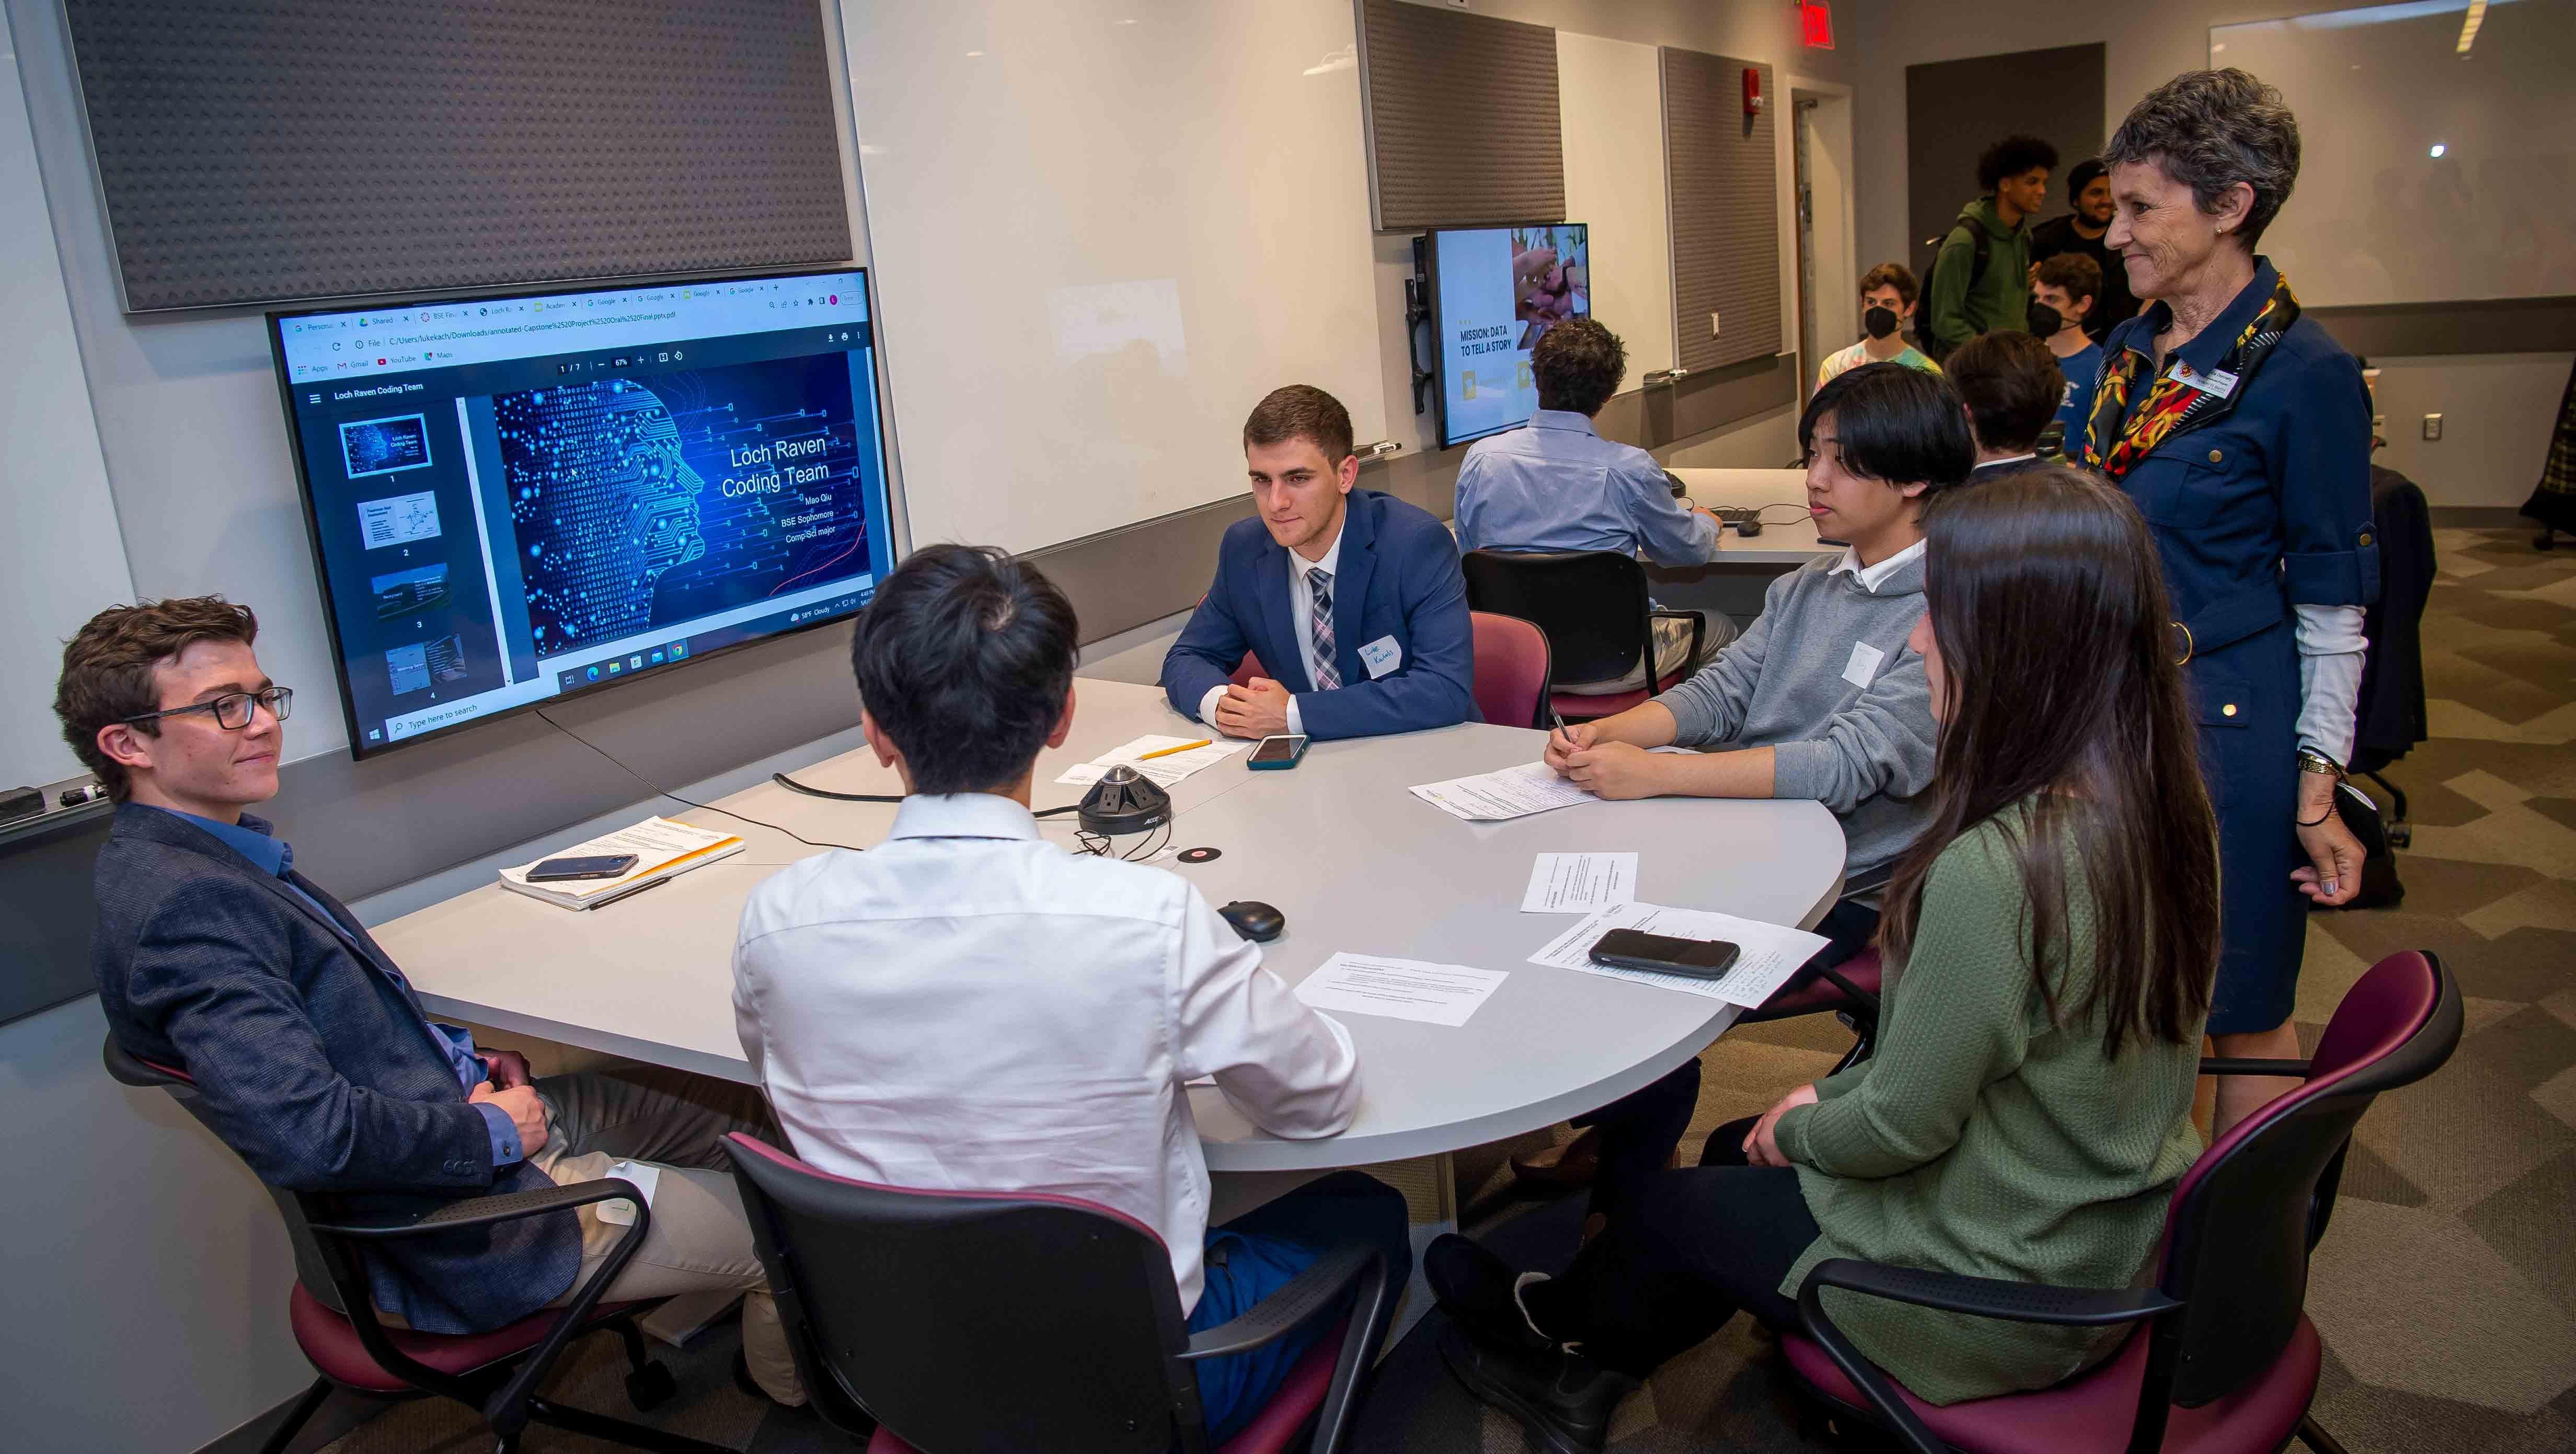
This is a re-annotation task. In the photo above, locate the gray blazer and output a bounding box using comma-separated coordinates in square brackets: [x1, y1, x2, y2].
[93, 804, 579, 1334]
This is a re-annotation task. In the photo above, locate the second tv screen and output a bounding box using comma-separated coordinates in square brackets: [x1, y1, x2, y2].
[1432, 223, 1590, 447]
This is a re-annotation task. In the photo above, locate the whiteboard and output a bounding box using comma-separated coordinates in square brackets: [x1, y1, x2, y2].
[843, 1, 1390, 555]
[2212, 0, 2576, 307]
[2, 4, 134, 788]
[1556, 31, 1676, 381]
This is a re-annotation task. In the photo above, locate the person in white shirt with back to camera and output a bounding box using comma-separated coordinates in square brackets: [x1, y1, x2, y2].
[732, 542, 1412, 1445]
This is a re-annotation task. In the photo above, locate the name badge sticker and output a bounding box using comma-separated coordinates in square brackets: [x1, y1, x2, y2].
[1843, 640, 1885, 690]
[1359, 635, 1403, 680]
[2169, 362, 2239, 400]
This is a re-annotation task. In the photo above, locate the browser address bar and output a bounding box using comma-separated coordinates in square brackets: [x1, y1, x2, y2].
[371, 310, 678, 348]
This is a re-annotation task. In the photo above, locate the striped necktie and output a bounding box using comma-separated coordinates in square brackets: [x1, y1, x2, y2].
[1308, 567, 1341, 690]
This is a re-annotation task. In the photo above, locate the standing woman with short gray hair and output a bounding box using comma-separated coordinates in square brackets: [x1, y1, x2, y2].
[2082, 69, 2379, 1136]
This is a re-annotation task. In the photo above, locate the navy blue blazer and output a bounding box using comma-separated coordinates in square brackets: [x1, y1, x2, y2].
[93, 804, 579, 1334]
[1159, 489, 1478, 739]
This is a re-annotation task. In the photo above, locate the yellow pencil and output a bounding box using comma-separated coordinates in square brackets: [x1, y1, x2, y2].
[1137, 739, 1211, 761]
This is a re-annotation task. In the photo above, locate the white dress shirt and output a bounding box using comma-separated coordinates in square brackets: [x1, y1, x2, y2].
[1825, 537, 1927, 594]
[1198, 522, 1344, 739]
[732, 793, 1360, 1312]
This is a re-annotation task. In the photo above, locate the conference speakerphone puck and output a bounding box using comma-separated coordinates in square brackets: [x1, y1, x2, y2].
[1178, 846, 1222, 864]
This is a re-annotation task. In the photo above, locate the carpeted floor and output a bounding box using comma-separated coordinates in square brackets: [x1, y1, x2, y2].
[297, 526, 2575, 1453]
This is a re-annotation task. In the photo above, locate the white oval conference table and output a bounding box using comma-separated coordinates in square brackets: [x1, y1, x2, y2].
[370, 679, 1846, 1174]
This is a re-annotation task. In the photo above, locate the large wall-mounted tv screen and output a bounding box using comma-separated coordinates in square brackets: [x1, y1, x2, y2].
[271, 268, 896, 759]
[1427, 223, 1591, 448]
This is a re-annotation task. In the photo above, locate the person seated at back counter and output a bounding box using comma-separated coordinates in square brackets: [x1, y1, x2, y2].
[1453, 317, 1738, 690]
[1160, 384, 1479, 740]
[1946, 329, 2071, 479]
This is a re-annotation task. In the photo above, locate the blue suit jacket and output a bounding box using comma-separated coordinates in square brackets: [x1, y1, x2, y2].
[1160, 488, 1478, 739]
[93, 805, 580, 1334]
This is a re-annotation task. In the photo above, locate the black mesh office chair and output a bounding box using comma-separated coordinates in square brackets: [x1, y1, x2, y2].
[723, 1133, 1400, 1453]
[1460, 549, 1705, 723]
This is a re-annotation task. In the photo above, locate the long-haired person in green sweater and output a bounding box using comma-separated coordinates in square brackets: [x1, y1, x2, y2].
[1425, 465, 2222, 1452]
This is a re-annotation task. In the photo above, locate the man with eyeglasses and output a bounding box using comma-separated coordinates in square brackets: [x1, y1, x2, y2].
[61, 597, 811, 1409]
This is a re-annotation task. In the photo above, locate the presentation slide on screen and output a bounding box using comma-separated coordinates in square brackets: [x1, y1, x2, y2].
[496, 355, 872, 655]
[275, 271, 894, 754]
[1436, 224, 1590, 444]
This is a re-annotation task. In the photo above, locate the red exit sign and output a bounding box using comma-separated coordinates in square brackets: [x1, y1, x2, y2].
[1801, 0, 1836, 49]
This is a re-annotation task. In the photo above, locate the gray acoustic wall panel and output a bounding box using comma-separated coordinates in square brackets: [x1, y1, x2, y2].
[1359, 0, 1563, 231]
[1662, 48, 1779, 374]
[63, 1, 852, 312]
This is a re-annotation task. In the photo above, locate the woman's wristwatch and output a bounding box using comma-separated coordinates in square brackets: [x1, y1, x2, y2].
[2296, 748, 2345, 780]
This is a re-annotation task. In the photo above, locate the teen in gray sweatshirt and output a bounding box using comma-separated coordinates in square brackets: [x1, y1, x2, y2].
[1519, 363, 1972, 1234]
[1546, 362, 1968, 906]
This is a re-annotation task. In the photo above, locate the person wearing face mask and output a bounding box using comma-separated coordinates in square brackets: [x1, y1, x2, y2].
[2032, 253, 2107, 447]
[1922, 135, 2057, 361]
[1816, 263, 1944, 389]
[2028, 159, 2139, 345]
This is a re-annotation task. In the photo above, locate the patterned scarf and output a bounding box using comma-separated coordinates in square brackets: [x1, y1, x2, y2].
[2083, 271, 2301, 482]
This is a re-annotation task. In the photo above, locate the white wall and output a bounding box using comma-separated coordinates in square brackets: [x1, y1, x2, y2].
[0, 3, 131, 788]
[0, 996, 306, 1454]
[1841, 0, 2568, 510]
[2371, 352, 2574, 508]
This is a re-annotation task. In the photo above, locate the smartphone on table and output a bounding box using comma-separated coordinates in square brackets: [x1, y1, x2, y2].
[1248, 734, 1311, 770]
[526, 853, 641, 883]
[1588, 928, 1741, 981]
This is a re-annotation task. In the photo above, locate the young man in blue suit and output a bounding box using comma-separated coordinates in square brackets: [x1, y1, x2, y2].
[1161, 385, 1478, 739]
[62, 597, 806, 1406]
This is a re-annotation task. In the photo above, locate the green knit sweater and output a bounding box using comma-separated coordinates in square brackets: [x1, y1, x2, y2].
[1772, 800, 2206, 1405]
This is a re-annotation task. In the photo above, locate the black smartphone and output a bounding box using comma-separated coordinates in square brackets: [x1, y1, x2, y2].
[1248, 734, 1310, 770]
[526, 853, 641, 883]
[1588, 928, 1742, 981]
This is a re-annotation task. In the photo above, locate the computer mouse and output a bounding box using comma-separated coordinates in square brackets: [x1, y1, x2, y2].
[1218, 900, 1286, 943]
[1735, 519, 1763, 537]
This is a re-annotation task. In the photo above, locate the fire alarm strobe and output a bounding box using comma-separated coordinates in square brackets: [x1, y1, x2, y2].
[1744, 67, 1765, 117]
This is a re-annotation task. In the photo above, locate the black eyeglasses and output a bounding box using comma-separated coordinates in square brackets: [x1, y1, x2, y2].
[124, 686, 294, 731]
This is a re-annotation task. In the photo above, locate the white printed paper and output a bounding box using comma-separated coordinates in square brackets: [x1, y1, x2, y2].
[1294, 954, 1509, 1027]
[1055, 734, 1250, 788]
[1522, 853, 1639, 914]
[1409, 760, 1599, 821]
[1526, 901, 1830, 1008]
[499, 817, 744, 900]
[594, 1159, 662, 1226]
[1843, 640, 1885, 689]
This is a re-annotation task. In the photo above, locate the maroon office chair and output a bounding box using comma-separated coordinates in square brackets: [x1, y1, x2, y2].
[721, 1134, 1398, 1454]
[1736, 947, 1883, 1074]
[1229, 651, 1267, 689]
[1469, 610, 1554, 730]
[102, 1039, 727, 1454]
[1782, 949, 2461, 1454]
[1459, 549, 1705, 722]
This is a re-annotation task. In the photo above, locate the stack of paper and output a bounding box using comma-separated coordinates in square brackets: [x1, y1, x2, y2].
[500, 817, 745, 910]
[1527, 901, 1829, 1008]
[1055, 734, 1250, 788]
[1409, 761, 1599, 821]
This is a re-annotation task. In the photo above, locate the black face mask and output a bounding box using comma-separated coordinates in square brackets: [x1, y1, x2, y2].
[2028, 302, 2064, 337]
[1863, 305, 1900, 340]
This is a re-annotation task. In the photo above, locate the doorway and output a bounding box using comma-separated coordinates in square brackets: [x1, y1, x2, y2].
[1790, 82, 1857, 403]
